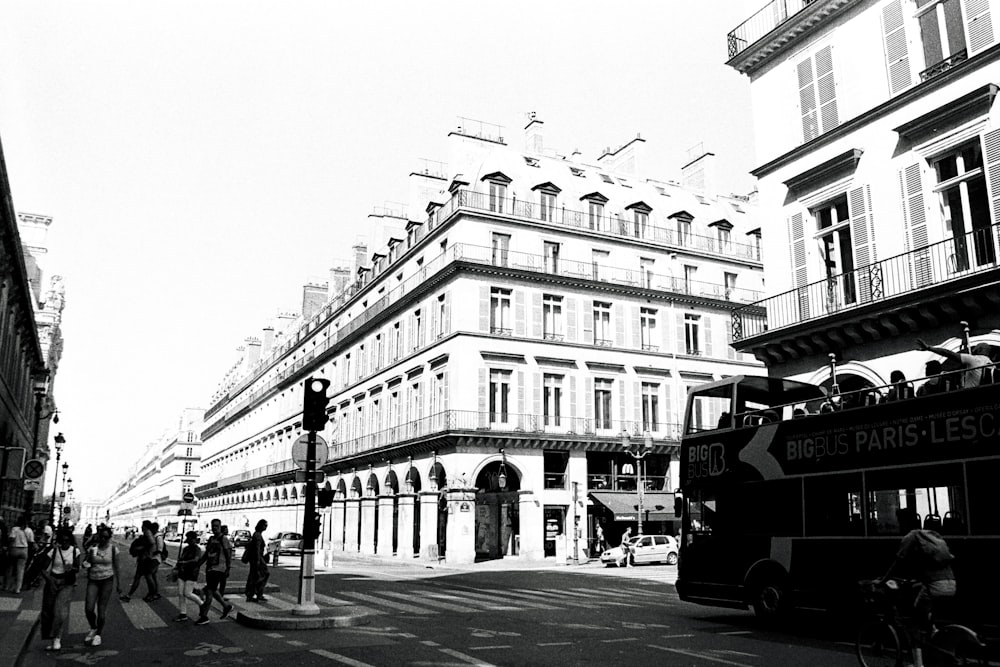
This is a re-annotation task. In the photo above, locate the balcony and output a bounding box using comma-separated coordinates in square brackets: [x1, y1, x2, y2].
[733, 223, 1000, 361]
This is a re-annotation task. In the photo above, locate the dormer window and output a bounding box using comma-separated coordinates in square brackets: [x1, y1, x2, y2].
[709, 219, 734, 252]
[625, 201, 652, 239]
[481, 171, 511, 215]
[580, 192, 608, 231]
[532, 182, 562, 223]
[670, 210, 694, 245]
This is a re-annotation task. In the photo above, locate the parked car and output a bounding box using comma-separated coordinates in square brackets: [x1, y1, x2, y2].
[600, 534, 678, 566]
[231, 529, 252, 547]
[268, 532, 303, 555]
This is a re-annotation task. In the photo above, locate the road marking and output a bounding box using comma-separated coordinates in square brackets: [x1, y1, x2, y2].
[537, 642, 574, 647]
[338, 591, 436, 615]
[467, 645, 511, 650]
[0, 598, 20, 612]
[286, 640, 308, 647]
[437, 647, 497, 666]
[600, 637, 639, 643]
[17, 610, 38, 622]
[718, 630, 753, 636]
[310, 649, 378, 667]
[659, 634, 696, 639]
[420, 640, 440, 646]
[512, 588, 630, 609]
[265, 633, 283, 638]
[261, 593, 298, 610]
[424, 591, 519, 611]
[313, 592, 356, 607]
[380, 591, 479, 613]
[554, 589, 635, 606]
[119, 598, 168, 628]
[649, 645, 753, 666]
[447, 587, 557, 610]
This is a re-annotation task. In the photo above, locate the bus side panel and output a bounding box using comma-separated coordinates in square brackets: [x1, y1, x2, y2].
[677, 534, 772, 607]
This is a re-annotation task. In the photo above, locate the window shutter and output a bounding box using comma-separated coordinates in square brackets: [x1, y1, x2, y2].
[849, 184, 877, 302]
[443, 370, 449, 411]
[704, 315, 714, 357]
[631, 306, 641, 349]
[566, 297, 577, 342]
[444, 291, 451, 335]
[662, 309, 671, 352]
[582, 299, 594, 344]
[726, 318, 737, 360]
[478, 369, 488, 428]
[569, 375, 577, 419]
[531, 292, 542, 338]
[797, 56, 820, 142]
[479, 285, 490, 332]
[614, 305, 625, 346]
[517, 370, 525, 422]
[633, 381, 641, 427]
[982, 129, 1000, 246]
[789, 212, 811, 320]
[430, 302, 439, 340]
[585, 377, 594, 421]
[899, 163, 932, 287]
[965, 0, 995, 55]
[618, 378, 626, 424]
[515, 290, 526, 336]
[882, 0, 911, 94]
[815, 46, 838, 133]
[664, 383, 673, 432]
[676, 312, 685, 354]
[533, 372, 541, 418]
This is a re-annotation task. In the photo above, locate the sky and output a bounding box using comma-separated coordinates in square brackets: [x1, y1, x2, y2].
[0, 0, 760, 503]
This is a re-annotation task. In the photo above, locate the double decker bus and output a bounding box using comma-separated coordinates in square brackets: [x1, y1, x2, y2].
[675, 371, 1000, 623]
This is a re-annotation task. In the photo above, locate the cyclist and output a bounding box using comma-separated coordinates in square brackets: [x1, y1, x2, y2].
[884, 516, 956, 634]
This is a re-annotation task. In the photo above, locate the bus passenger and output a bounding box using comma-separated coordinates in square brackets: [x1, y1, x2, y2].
[885, 371, 914, 402]
[917, 339, 992, 389]
[916, 361, 947, 396]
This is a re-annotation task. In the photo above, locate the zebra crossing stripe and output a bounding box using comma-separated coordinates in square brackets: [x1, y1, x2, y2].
[443, 587, 557, 610]
[572, 587, 661, 602]
[423, 592, 520, 611]
[554, 590, 636, 606]
[378, 591, 479, 613]
[437, 646, 498, 667]
[509, 589, 605, 608]
[337, 591, 436, 614]
[118, 597, 168, 629]
[310, 648, 379, 666]
[259, 593, 298, 611]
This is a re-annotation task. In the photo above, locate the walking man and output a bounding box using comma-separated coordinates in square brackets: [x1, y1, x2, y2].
[244, 519, 269, 602]
[195, 519, 233, 625]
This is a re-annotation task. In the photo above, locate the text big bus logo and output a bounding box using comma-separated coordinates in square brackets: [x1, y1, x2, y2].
[687, 442, 726, 479]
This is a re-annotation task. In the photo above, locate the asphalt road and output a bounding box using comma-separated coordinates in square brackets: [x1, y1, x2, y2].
[19, 545, 864, 667]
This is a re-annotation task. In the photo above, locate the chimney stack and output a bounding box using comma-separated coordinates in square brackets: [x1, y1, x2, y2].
[681, 150, 716, 195]
[351, 243, 368, 277]
[329, 266, 350, 298]
[245, 337, 262, 367]
[524, 113, 544, 154]
[302, 282, 327, 320]
[261, 326, 275, 355]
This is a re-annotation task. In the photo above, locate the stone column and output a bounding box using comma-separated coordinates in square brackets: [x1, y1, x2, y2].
[518, 491, 544, 561]
[360, 497, 377, 555]
[330, 499, 345, 551]
[444, 488, 477, 565]
[395, 494, 416, 559]
[344, 498, 360, 552]
[418, 491, 440, 560]
[377, 496, 395, 557]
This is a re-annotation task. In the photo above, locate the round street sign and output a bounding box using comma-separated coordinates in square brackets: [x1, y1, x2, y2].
[23, 458, 45, 480]
[182, 491, 195, 504]
[291, 434, 329, 471]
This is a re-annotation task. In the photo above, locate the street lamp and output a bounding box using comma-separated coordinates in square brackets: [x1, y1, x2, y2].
[621, 429, 653, 536]
[48, 433, 66, 528]
[31, 375, 59, 458]
[498, 448, 507, 490]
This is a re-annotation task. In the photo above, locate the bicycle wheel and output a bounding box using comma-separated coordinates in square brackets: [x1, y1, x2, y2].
[856, 621, 903, 667]
[929, 625, 985, 666]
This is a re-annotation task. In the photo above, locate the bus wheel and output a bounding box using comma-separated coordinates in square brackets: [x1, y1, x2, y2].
[750, 578, 785, 619]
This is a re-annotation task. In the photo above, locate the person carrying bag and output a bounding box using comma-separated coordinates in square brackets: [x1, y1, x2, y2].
[39, 528, 79, 652]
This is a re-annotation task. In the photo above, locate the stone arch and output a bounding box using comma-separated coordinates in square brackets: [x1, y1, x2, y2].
[336, 478, 347, 498]
[350, 477, 363, 498]
[366, 472, 380, 496]
[291, 487, 298, 500]
[385, 470, 399, 495]
[324, 480, 332, 491]
[404, 466, 422, 493]
[266, 490, 271, 501]
[429, 461, 446, 490]
[281, 488, 288, 501]
[474, 456, 522, 492]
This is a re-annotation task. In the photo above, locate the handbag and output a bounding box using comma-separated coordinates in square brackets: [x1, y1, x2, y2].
[53, 547, 78, 586]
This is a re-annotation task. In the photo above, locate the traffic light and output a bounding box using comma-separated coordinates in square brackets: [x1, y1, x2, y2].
[317, 488, 334, 508]
[307, 512, 322, 541]
[302, 377, 331, 432]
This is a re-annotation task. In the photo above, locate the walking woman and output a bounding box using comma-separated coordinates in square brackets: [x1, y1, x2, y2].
[40, 527, 79, 652]
[82, 525, 119, 647]
[244, 519, 269, 602]
[4, 516, 30, 593]
[172, 531, 204, 622]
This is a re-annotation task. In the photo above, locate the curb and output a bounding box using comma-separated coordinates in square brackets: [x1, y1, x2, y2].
[235, 605, 377, 630]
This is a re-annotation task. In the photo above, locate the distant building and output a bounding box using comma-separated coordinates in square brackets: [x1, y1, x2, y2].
[197, 118, 765, 564]
[102, 408, 205, 533]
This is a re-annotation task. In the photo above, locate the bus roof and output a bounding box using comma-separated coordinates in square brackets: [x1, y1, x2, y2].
[693, 375, 827, 405]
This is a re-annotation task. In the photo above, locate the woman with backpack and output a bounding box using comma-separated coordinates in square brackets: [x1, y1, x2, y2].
[39, 527, 79, 652]
[120, 520, 160, 602]
[81, 525, 119, 647]
[171, 531, 205, 622]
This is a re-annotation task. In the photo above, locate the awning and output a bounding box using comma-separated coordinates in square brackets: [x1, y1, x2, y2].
[589, 491, 677, 522]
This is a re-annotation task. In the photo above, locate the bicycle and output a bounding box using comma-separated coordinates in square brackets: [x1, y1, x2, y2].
[855, 578, 986, 666]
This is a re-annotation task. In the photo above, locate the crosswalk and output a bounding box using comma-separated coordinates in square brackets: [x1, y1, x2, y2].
[69, 582, 673, 632]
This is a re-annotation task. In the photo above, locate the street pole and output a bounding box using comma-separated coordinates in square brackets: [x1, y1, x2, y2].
[571, 481, 579, 564]
[293, 429, 320, 616]
[48, 448, 62, 528]
[637, 457, 644, 537]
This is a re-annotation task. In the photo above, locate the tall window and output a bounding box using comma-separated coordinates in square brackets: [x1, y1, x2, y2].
[540, 191, 557, 222]
[683, 265, 697, 293]
[185, 447, 193, 457]
[932, 140, 994, 270]
[408, 381, 422, 424]
[589, 201, 604, 230]
[677, 218, 692, 245]
[640, 308, 658, 350]
[543, 241, 560, 273]
[641, 382, 660, 432]
[489, 181, 507, 213]
[389, 390, 400, 427]
[592, 249, 609, 280]
[717, 226, 732, 251]
[374, 333, 383, 370]
[184, 462, 192, 475]
[345, 353, 352, 385]
[393, 322, 401, 360]
[437, 294, 447, 337]
[370, 397, 381, 434]
[489, 369, 511, 423]
[359, 343, 366, 376]
[594, 379, 613, 429]
[916, 0, 968, 79]
[412, 309, 422, 349]
[543, 374, 562, 426]
[490, 288, 512, 334]
[685, 313, 701, 355]
[431, 372, 445, 414]
[593, 301, 612, 345]
[814, 195, 857, 307]
[724, 272, 738, 300]
[491, 232, 510, 267]
[633, 210, 648, 237]
[543, 294, 563, 340]
[639, 257, 654, 289]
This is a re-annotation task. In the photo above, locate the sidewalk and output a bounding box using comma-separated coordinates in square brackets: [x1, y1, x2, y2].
[0, 585, 43, 667]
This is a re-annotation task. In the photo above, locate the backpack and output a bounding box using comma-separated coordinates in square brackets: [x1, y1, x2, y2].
[129, 536, 149, 558]
[908, 529, 953, 565]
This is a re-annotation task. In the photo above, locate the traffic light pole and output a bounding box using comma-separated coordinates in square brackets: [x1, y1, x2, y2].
[293, 429, 320, 616]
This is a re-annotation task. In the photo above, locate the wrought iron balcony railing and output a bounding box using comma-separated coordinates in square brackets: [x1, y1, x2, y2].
[728, 0, 816, 59]
[733, 223, 1000, 342]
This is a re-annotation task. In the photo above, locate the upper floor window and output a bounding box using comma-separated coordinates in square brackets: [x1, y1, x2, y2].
[593, 301, 612, 345]
[543, 295, 563, 340]
[639, 257, 654, 289]
[676, 217, 692, 245]
[437, 294, 447, 337]
[640, 308, 658, 351]
[489, 369, 511, 423]
[683, 265, 697, 293]
[539, 191, 557, 222]
[724, 272, 738, 300]
[184, 462, 193, 475]
[544, 241, 560, 273]
[633, 210, 648, 237]
[797, 45, 838, 142]
[491, 232, 510, 267]
[594, 379, 613, 429]
[186, 447, 193, 457]
[592, 249, 609, 280]
[392, 322, 402, 360]
[916, 0, 968, 80]
[932, 140, 994, 270]
[543, 374, 563, 426]
[813, 195, 856, 307]
[717, 226, 732, 251]
[491, 288, 512, 335]
[589, 201, 605, 230]
[641, 382, 660, 432]
[684, 313, 701, 355]
[489, 181, 507, 213]
[412, 309, 422, 349]
[374, 333, 384, 369]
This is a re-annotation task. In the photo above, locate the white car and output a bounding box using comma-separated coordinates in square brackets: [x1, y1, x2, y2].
[600, 534, 678, 566]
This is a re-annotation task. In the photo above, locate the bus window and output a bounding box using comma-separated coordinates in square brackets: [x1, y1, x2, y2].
[687, 490, 716, 534]
[686, 384, 733, 434]
[966, 459, 1000, 535]
[731, 479, 802, 536]
[865, 464, 964, 536]
[804, 473, 863, 536]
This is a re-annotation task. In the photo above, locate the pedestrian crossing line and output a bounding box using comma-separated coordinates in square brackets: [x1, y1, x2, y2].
[437, 646, 498, 666]
[314, 592, 363, 607]
[420, 640, 440, 646]
[446, 587, 558, 610]
[337, 591, 436, 615]
[572, 587, 661, 603]
[537, 642, 574, 647]
[648, 645, 753, 667]
[378, 591, 480, 613]
[510, 589, 625, 609]
[265, 633, 284, 638]
[258, 592, 298, 611]
[286, 640, 308, 647]
[466, 589, 561, 609]
[553, 590, 635, 606]
[119, 598, 168, 629]
[68, 600, 90, 635]
[311, 648, 379, 667]
[422, 591, 520, 611]
[600, 637, 640, 643]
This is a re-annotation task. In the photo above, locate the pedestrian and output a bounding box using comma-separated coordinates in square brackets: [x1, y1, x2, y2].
[40, 527, 79, 652]
[917, 339, 993, 389]
[120, 520, 157, 602]
[619, 526, 633, 568]
[37, 518, 53, 549]
[24, 519, 36, 564]
[172, 531, 205, 622]
[219, 524, 232, 599]
[917, 360, 948, 396]
[885, 370, 914, 402]
[145, 521, 167, 600]
[243, 519, 269, 602]
[596, 523, 605, 553]
[82, 523, 94, 548]
[5, 516, 30, 593]
[195, 518, 233, 624]
[82, 524, 119, 647]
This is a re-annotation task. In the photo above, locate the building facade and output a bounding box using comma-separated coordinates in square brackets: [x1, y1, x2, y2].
[197, 119, 765, 563]
[727, 0, 1000, 386]
[103, 408, 205, 534]
[0, 137, 50, 525]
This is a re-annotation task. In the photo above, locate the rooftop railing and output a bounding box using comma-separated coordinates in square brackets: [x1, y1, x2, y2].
[733, 223, 1000, 342]
[728, 0, 816, 59]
